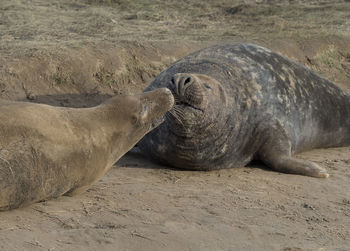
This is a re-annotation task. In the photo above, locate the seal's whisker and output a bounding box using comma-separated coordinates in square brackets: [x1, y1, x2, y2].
[173, 107, 185, 115]
[173, 107, 187, 120]
[172, 108, 185, 119]
[173, 106, 183, 113]
[173, 96, 181, 102]
[173, 108, 187, 120]
[168, 110, 185, 126]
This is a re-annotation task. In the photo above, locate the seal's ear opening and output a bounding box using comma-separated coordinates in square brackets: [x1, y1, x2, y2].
[131, 114, 139, 125]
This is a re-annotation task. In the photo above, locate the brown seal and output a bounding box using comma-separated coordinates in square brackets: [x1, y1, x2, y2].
[139, 43, 350, 178]
[0, 88, 174, 211]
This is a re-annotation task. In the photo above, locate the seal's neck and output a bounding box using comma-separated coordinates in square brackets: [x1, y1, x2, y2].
[66, 104, 131, 167]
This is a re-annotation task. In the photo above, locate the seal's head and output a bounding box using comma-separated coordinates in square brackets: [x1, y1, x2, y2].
[104, 88, 174, 162]
[137, 88, 175, 135]
[167, 73, 228, 136]
[114, 88, 174, 144]
[139, 73, 230, 169]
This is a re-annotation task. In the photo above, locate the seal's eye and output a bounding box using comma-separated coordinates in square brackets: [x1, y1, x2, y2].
[204, 83, 212, 90]
[131, 114, 138, 125]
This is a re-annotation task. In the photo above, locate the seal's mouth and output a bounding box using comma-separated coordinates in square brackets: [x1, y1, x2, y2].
[164, 101, 204, 129]
[174, 100, 204, 113]
[175, 103, 204, 113]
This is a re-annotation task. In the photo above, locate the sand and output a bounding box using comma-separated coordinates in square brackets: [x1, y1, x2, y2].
[0, 0, 349, 250]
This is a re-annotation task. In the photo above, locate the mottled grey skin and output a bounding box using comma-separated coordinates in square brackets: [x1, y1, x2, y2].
[0, 88, 174, 211]
[139, 43, 350, 178]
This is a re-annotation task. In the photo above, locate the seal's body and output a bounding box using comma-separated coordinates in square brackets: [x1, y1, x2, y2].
[139, 43, 350, 178]
[0, 88, 174, 210]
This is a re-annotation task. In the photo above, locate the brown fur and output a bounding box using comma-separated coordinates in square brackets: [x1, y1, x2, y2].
[0, 88, 174, 211]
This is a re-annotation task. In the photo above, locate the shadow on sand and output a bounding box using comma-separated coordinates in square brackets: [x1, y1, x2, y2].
[116, 147, 271, 173]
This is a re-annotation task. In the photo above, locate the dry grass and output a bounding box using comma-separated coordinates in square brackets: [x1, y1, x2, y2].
[1, 0, 350, 57]
[1, 0, 350, 98]
[310, 44, 350, 81]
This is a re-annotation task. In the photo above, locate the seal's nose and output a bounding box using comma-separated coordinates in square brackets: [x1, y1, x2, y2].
[172, 73, 194, 97]
[183, 76, 192, 86]
[151, 88, 174, 111]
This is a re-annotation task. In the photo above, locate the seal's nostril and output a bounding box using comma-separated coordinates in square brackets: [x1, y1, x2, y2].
[184, 77, 192, 86]
[171, 76, 176, 85]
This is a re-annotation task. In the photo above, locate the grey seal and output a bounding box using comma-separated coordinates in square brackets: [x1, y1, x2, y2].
[139, 43, 350, 178]
[0, 88, 174, 211]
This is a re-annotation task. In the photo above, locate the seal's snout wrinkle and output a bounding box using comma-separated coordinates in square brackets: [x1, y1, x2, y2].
[0, 89, 173, 211]
[139, 43, 350, 178]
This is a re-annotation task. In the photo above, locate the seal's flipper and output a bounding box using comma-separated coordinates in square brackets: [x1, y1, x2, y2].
[262, 154, 329, 178]
[258, 134, 329, 178]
